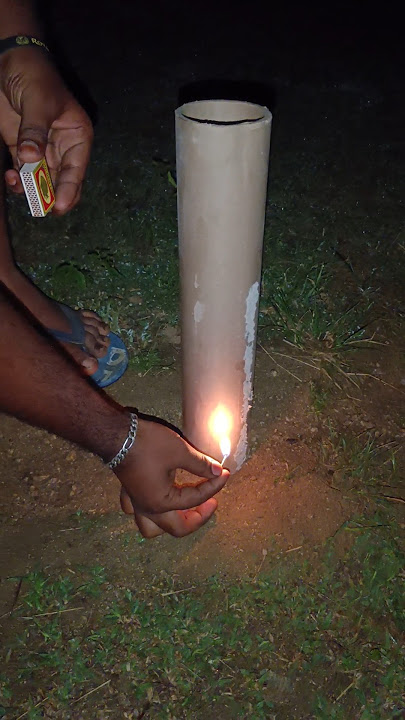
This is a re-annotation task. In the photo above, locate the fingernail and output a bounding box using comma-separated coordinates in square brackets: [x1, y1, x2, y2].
[20, 140, 40, 151]
[82, 358, 94, 369]
[211, 462, 223, 476]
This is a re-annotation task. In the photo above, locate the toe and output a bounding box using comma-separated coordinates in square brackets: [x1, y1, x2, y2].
[80, 310, 109, 335]
[81, 357, 98, 375]
[66, 345, 98, 376]
[82, 328, 110, 358]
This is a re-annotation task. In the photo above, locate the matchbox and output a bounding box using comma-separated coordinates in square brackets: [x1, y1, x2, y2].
[20, 158, 55, 217]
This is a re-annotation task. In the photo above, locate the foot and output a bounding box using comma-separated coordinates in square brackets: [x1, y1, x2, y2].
[3, 266, 110, 375]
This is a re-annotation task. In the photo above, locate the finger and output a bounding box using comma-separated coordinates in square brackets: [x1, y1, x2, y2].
[178, 438, 225, 479]
[5, 169, 24, 194]
[120, 486, 133, 514]
[53, 178, 82, 215]
[17, 105, 54, 164]
[139, 498, 218, 538]
[134, 512, 165, 538]
[121, 492, 165, 538]
[52, 137, 92, 215]
[120, 488, 165, 537]
[165, 470, 229, 512]
[122, 488, 218, 538]
[17, 138, 45, 166]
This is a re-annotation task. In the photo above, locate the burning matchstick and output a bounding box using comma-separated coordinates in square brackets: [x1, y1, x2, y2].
[209, 405, 232, 467]
[220, 436, 231, 466]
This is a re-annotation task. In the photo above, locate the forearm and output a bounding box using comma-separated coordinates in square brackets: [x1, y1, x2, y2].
[0, 282, 130, 462]
[0, 0, 42, 39]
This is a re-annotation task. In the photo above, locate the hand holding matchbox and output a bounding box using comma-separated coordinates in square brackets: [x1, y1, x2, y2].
[19, 158, 55, 217]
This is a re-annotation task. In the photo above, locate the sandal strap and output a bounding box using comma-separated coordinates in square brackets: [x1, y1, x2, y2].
[47, 302, 86, 349]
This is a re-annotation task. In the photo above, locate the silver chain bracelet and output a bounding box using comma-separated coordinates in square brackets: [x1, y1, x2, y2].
[107, 412, 138, 470]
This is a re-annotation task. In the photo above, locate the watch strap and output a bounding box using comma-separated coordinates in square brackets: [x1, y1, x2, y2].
[0, 35, 49, 56]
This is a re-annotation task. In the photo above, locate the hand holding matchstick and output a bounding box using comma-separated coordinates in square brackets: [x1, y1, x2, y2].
[116, 417, 230, 538]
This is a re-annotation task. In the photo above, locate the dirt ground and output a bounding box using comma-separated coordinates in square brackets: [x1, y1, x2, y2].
[1, 332, 404, 614]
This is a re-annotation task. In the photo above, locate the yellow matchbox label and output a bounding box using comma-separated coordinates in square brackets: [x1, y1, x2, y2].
[20, 158, 55, 217]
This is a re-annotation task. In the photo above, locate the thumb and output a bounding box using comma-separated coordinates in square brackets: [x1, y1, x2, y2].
[180, 440, 224, 480]
[17, 94, 57, 165]
[167, 472, 229, 511]
[163, 440, 229, 511]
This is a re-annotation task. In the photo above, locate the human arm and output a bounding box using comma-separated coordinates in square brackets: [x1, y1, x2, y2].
[0, 0, 41, 38]
[0, 0, 93, 213]
[0, 283, 229, 535]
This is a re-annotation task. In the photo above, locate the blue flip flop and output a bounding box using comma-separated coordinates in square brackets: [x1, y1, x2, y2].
[47, 302, 129, 388]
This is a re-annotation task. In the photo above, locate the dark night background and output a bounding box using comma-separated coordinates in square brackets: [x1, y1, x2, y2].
[27, 0, 403, 311]
[41, 0, 403, 151]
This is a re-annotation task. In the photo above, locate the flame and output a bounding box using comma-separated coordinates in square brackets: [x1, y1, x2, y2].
[220, 435, 231, 457]
[209, 405, 232, 438]
[209, 405, 232, 459]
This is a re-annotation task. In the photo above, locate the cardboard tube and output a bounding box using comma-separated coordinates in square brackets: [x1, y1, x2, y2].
[176, 100, 272, 472]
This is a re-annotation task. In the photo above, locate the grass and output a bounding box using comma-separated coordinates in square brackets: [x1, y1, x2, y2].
[1, 515, 403, 719]
[320, 423, 403, 498]
[9, 154, 179, 368]
[259, 259, 375, 352]
[11, 165, 380, 378]
[128, 348, 170, 375]
[9, 84, 402, 375]
[309, 381, 331, 414]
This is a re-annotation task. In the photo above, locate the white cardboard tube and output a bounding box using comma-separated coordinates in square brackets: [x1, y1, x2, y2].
[176, 100, 272, 472]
